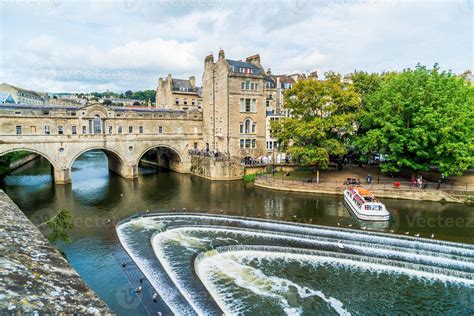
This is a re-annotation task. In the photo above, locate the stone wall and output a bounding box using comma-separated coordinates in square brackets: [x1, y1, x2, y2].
[190, 155, 243, 180]
[0, 190, 111, 314]
[254, 177, 469, 203]
[8, 153, 39, 170]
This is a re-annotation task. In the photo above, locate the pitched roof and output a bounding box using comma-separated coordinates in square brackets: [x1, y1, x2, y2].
[171, 79, 196, 92]
[226, 59, 262, 75]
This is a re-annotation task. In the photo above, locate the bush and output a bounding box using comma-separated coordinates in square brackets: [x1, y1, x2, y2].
[243, 174, 257, 182]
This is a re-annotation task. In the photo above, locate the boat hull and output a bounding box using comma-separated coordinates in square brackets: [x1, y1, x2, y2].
[343, 191, 391, 222]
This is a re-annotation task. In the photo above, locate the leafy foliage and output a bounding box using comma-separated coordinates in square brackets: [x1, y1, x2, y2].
[354, 64, 474, 176]
[91, 90, 156, 103]
[42, 208, 74, 244]
[272, 73, 360, 169]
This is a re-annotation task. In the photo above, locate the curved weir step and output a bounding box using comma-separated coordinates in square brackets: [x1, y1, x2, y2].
[116, 213, 474, 315]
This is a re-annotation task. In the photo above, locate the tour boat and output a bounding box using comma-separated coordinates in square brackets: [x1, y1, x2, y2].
[343, 186, 390, 221]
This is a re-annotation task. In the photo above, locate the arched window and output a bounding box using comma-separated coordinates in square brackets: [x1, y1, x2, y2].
[93, 115, 102, 134]
[244, 119, 252, 134]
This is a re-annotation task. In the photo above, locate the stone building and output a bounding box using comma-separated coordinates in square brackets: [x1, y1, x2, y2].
[202, 49, 266, 158]
[0, 83, 49, 105]
[156, 74, 202, 110]
[263, 73, 296, 161]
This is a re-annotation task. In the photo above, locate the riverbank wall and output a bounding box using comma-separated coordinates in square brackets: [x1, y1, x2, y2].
[254, 177, 472, 203]
[190, 156, 243, 180]
[0, 190, 111, 314]
[8, 153, 40, 170]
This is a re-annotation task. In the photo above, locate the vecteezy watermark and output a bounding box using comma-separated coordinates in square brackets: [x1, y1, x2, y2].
[115, 283, 142, 309]
[0, 0, 55, 7]
[283, 0, 398, 16]
[406, 216, 474, 228]
[115, 0, 224, 14]
[31, 65, 141, 84]
[31, 213, 113, 228]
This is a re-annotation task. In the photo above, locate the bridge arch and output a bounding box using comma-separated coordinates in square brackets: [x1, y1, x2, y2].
[68, 146, 135, 179]
[0, 147, 57, 170]
[136, 144, 184, 172]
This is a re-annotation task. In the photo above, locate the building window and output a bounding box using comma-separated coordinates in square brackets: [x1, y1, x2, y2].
[245, 80, 250, 90]
[16, 126, 22, 135]
[184, 98, 188, 105]
[266, 100, 270, 107]
[255, 83, 258, 91]
[58, 126, 64, 135]
[31, 126, 36, 134]
[241, 82, 245, 90]
[15, 111, 21, 115]
[240, 124, 244, 134]
[245, 139, 251, 148]
[139, 126, 144, 133]
[175, 98, 179, 105]
[192, 99, 195, 105]
[118, 126, 122, 134]
[93, 115, 102, 134]
[251, 99, 256, 112]
[108, 126, 112, 134]
[245, 99, 251, 112]
[72, 126, 77, 135]
[251, 139, 256, 148]
[158, 126, 163, 133]
[194, 142, 198, 149]
[240, 139, 244, 149]
[71, 112, 76, 116]
[252, 123, 256, 133]
[82, 126, 87, 134]
[244, 119, 251, 133]
[43, 111, 49, 115]
[251, 83, 254, 90]
[129, 126, 133, 133]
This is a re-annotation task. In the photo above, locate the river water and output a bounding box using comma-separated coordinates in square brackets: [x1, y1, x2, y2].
[1, 151, 473, 315]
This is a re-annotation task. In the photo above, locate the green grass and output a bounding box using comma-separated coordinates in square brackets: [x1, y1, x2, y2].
[272, 170, 314, 180]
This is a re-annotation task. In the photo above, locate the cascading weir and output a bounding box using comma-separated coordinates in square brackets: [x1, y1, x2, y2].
[116, 213, 474, 315]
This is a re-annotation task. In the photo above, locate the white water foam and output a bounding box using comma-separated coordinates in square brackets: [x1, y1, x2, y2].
[118, 214, 474, 315]
[116, 218, 196, 315]
[205, 253, 350, 315]
[196, 249, 474, 315]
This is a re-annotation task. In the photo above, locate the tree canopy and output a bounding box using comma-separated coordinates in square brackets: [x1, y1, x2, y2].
[354, 64, 473, 176]
[272, 72, 360, 168]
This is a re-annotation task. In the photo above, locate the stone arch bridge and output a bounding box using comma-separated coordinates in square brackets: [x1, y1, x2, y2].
[0, 103, 203, 184]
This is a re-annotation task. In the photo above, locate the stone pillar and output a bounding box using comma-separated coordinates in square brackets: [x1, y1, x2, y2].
[54, 167, 71, 185]
[107, 154, 138, 179]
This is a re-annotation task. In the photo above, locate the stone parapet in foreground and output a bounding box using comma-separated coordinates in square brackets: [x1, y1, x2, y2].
[0, 190, 111, 314]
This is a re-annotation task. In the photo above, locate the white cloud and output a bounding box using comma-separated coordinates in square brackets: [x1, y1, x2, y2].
[0, 0, 471, 92]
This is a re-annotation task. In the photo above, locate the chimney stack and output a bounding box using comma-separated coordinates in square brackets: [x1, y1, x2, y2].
[246, 54, 262, 70]
[189, 76, 196, 88]
[218, 48, 225, 60]
[205, 53, 214, 64]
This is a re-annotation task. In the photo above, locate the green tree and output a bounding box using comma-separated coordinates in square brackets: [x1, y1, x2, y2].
[272, 72, 361, 168]
[37, 208, 74, 244]
[355, 64, 474, 176]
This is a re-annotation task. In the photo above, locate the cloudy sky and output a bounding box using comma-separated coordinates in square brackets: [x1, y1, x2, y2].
[0, 0, 472, 93]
